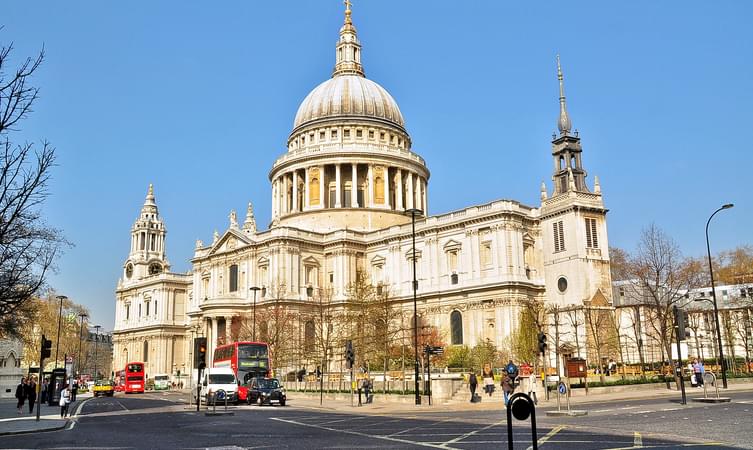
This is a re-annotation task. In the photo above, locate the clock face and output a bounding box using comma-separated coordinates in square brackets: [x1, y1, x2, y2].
[126, 264, 133, 278]
[149, 263, 162, 275]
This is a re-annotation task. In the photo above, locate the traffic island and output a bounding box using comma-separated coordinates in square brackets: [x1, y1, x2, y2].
[204, 410, 235, 416]
[546, 409, 588, 417]
[691, 397, 731, 403]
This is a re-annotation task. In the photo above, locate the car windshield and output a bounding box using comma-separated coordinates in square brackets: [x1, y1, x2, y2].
[155, 376, 169, 381]
[258, 379, 280, 389]
[95, 381, 112, 386]
[208, 374, 236, 384]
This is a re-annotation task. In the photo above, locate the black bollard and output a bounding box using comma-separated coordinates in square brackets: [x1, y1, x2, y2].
[506, 392, 538, 450]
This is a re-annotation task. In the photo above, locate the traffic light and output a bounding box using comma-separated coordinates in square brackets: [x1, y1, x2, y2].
[345, 340, 355, 369]
[538, 332, 547, 354]
[674, 306, 690, 340]
[41, 335, 52, 359]
[194, 337, 207, 369]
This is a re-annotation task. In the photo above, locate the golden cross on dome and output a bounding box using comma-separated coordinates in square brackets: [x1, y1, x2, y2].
[344, 0, 352, 12]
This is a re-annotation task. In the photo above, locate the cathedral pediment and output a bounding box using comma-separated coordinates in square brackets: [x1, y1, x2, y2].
[208, 229, 252, 256]
[443, 239, 462, 252]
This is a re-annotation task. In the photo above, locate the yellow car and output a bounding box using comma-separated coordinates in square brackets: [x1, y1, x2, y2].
[93, 380, 115, 397]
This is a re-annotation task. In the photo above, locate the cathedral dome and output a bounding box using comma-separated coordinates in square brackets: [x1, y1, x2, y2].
[293, 75, 405, 131]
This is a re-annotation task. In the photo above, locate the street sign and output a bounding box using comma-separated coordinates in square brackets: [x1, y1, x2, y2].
[558, 382, 567, 395]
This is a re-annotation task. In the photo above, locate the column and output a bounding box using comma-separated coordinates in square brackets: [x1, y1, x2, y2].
[396, 169, 403, 210]
[416, 174, 424, 211]
[304, 168, 310, 210]
[367, 164, 374, 207]
[406, 172, 414, 209]
[335, 164, 342, 207]
[319, 165, 325, 209]
[272, 180, 277, 219]
[351, 163, 359, 207]
[224, 316, 231, 344]
[292, 171, 298, 213]
[283, 174, 289, 214]
[422, 178, 428, 214]
[384, 167, 391, 209]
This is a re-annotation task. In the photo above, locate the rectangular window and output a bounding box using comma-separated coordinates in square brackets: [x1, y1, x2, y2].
[145, 302, 150, 316]
[329, 187, 337, 206]
[344, 129, 350, 138]
[126, 304, 130, 320]
[344, 189, 352, 206]
[368, 130, 374, 139]
[480, 242, 492, 266]
[356, 129, 362, 138]
[585, 217, 599, 248]
[229, 265, 238, 292]
[329, 272, 334, 284]
[380, 132, 385, 140]
[138, 304, 142, 317]
[331, 130, 338, 138]
[154, 300, 157, 316]
[320, 131, 325, 140]
[448, 250, 458, 273]
[553, 221, 565, 253]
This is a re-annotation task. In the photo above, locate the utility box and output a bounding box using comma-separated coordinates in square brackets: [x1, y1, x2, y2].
[566, 358, 587, 378]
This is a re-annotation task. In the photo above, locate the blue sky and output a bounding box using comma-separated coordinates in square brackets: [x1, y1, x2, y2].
[4, 1, 752, 331]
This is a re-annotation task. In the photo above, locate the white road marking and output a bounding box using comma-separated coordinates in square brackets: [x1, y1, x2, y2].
[270, 417, 451, 449]
[439, 419, 505, 448]
[527, 425, 565, 450]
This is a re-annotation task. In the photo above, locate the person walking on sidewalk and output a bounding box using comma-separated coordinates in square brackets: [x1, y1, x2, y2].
[15, 377, 27, 414]
[692, 359, 705, 388]
[468, 370, 478, 402]
[502, 373, 515, 406]
[482, 364, 495, 397]
[26, 378, 37, 414]
[59, 384, 72, 418]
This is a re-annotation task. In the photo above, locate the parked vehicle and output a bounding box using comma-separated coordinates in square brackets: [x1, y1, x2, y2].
[245, 377, 286, 406]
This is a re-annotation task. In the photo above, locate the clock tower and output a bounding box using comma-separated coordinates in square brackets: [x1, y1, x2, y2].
[123, 184, 170, 282]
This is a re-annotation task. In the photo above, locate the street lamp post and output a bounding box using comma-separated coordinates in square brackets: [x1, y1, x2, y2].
[705, 203, 733, 389]
[93, 325, 102, 382]
[250, 286, 261, 341]
[54, 295, 67, 369]
[77, 313, 87, 377]
[406, 208, 422, 405]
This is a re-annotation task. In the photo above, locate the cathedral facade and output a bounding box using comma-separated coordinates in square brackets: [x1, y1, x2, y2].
[112, 6, 611, 380]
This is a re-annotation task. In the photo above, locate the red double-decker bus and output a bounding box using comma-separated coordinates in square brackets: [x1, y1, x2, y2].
[124, 362, 145, 394]
[213, 342, 270, 399]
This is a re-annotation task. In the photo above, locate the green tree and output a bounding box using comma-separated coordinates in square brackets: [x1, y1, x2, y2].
[513, 306, 539, 363]
[470, 339, 497, 371]
[446, 345, 471, 369]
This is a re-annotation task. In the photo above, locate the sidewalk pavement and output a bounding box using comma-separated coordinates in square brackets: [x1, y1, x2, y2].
[288, 379, 753, 415]
[0, 393, 91, 436]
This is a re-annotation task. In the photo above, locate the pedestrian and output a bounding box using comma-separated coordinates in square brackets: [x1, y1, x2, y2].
[687, 361, 696, 387]
[363, 377, 372, 404]
[15, 377, 26, 414]
[71, 379, 78, 401]
[502, 373, 514, 405]
[692, 359, 705, 388]
[468, 370, 478, 402]
[41, 378, 49, 404]
[526, 371, 538, 405]
[59, 384, 72, 418]
[482, 364, 495, 397]
[26, 377, 37, 414]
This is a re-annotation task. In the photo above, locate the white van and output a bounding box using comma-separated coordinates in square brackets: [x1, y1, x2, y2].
[197, 367, 238, 405]
[153, 374, 170, 390]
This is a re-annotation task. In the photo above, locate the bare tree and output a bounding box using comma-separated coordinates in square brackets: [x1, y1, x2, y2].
[733, 308, 752, 373]
[623, 224, 703, 383]
[0, 38, 67, 335]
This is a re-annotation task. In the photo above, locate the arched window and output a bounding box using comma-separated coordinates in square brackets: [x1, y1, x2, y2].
[143, 340, 149, 362]
[450, 311, 463, 345]
[304, 320, 315, 353]
[374, 175, 384, 204]
[310, 177, 320, 206]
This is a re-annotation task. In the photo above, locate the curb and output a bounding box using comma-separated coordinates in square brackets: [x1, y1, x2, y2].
[0, 396, 92, 436]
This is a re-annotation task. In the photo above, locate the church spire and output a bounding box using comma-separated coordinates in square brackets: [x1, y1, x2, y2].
[243, 202, 257, 234]
[333, 0, 365, 77]
[557, 55, 572, 136]
[140, 183, 158, 219]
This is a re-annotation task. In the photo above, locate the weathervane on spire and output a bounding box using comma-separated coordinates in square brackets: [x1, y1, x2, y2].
[344, 0, 352, 24]
[556, 54, 572, 136]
